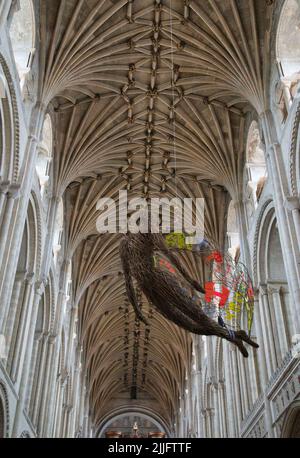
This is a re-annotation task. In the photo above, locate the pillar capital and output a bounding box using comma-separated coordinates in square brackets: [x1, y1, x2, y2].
[0, 180, 10, 193]
[253, 286, 260, 296]
[28, 134, 38, 144]
[48, 193, 60, 204]
[284, 196, 300, 211]
[61, 369, 69, 384]
[25, 272, 35, 284]
[281, 78, 292, 88]
[34, 330, 44, 342]
[15, 270, 28, 282]
[42, 331, 50, 342]
[49, 333, 57, 344]
[232, 199, 242, 209]
[34, 279, 46, 296]
[7, 183, 20, 198]
[267, 284, 281, 295]
[259, 283, 268, 296]
[62, 403, 73, 413]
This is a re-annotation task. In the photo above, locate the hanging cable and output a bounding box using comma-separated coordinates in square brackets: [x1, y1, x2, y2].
[169, 0, 178, 200]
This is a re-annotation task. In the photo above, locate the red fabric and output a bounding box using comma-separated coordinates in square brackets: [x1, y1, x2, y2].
[205, 281, 230, 307]
[205, 250, 223, 264]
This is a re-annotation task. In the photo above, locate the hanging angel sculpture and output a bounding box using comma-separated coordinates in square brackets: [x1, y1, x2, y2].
[120, 232, 258, 357]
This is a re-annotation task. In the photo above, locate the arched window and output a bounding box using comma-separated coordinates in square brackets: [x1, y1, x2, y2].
[257, 206, 292, 373]
[226, 201, 240, 261]
[53, 199, 64, 265]
[36, 114, 52, 199]
[0, 397, 4, 438]
[244, 122, 267, 225]
[275, 0, 300, 120]
[9, 0, 35, 91]
[277, 0, 300, 79]
[0, 382, 9, 438]
[281, 403, 300, 437]
[0, 58, 19, 183]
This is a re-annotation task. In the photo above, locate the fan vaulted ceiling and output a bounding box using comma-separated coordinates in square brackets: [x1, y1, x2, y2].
[39, 0, 274, 431]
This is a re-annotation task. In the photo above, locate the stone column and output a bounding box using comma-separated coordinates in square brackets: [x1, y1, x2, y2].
[0, 104, 46, 335]
[212, 384, 220, 437]
[45, 259, 70, 435]
[0, 188, 17, 266]
[218, 381, 228, 437]
[234, 200, 252, 270]
[83, 411, 89, 439]
[49, 379, 59, 437]
[69, 360, 81, 438]
[264, 395, 274, 438]
[64, 404, 74, 438]
[12, 282, 45, 437]
[25, 330, 42, 415]
[0, 185, 20, 332]
[223, 343, 237, 437]
[253, 289, 268, 387]
[268, 284, 288, 359]
[77, 380, 87, 438]
[54, 378, 64, 437]
[281, 80, 292, 110]
[202, 409, 208, 437]
[0, 182, 9, 224]
[237, 353, 249, 417]
[66, 305, 77, 368]
[61, 403, 68, 438]
[32, 332, 50, 427]
[39, 334, 57, 436]
[40, 196, 60, 278]
[216, 383, 223, 437]
[0, 0, 13, 27]
[10, 272, 35, 384]
[259, 284, 277, 375]
[265, 285, 281, 363]
[4, 270, 26, 356]
[284, 197, 300, 257]
[231, 348, 243, 432]
[185, 377, 192, 437]
[44, 337, 61, 437]
[62, 374, 73, 438]
[193, 369, 203, 437]
[206, 408, 213, 437]
[247, 338, 259, 405]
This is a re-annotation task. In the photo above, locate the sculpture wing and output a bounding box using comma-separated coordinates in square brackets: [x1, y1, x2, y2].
[119, 238, 149, 326]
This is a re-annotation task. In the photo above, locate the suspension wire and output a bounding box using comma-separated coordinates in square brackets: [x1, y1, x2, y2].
[169, 0, 178, 200]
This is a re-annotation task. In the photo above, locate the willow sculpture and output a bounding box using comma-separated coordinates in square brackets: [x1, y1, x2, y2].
[120, 232, 259, 357]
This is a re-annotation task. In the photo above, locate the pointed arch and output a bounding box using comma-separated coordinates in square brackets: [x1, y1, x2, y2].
[0, 53, 20, 184]
[281, 400, 300, 437]
[9, 0, 36, 90]
[244, 121, 267, 226]
[276, 0, 300, 78]
[0, 380, 9, 438]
